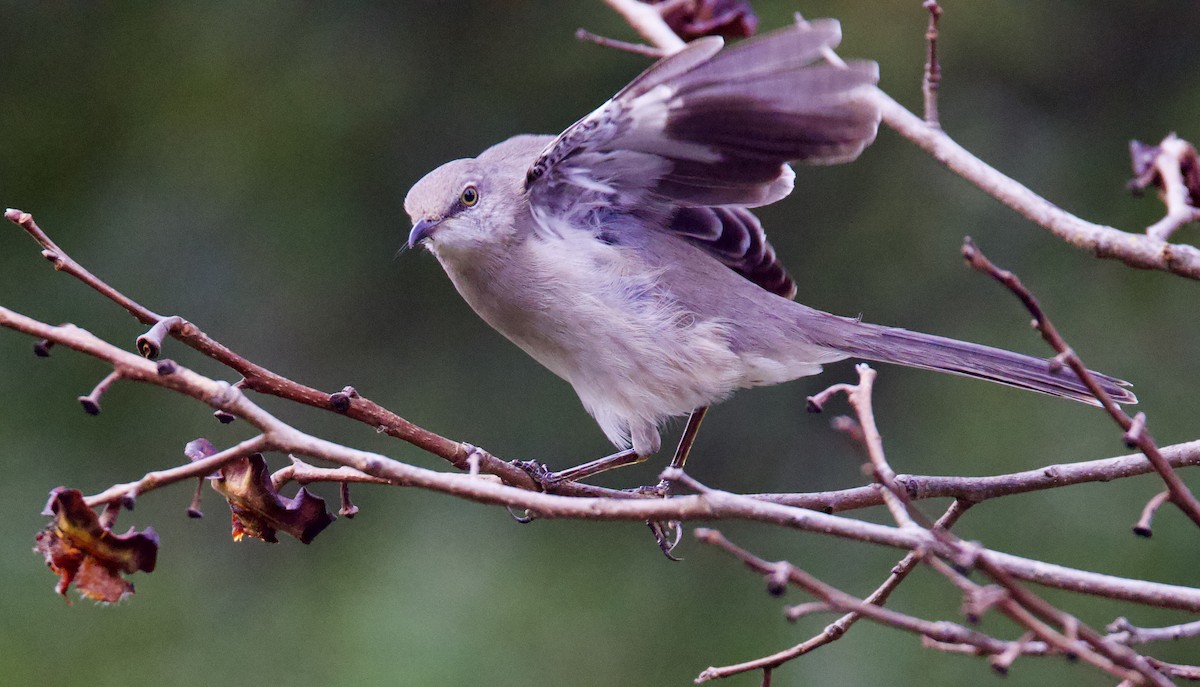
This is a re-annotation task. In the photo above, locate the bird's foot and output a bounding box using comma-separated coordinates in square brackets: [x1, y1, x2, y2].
[647, 519, 683, 561]
[626, 477, 675, 499]
[513, 459, 559, 490]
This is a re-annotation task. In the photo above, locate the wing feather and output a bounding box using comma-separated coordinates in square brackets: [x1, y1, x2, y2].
[525, 21, 878, 297]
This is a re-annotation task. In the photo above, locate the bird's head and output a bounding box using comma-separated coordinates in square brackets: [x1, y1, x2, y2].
[403, 158, 491, 254]
[405, 136, 550, 255]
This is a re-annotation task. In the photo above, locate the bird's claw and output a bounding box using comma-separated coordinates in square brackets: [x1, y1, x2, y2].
[626, 480, 671, 498]
[506, 505, 537, 524]
[648, 519, 683, 561]
[513, 459, 558, 490]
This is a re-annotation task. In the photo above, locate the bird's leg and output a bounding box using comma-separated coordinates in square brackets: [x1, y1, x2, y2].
[638, 406, 709, 498]
[516, 448, 644, 488]
[643, 406, 709, 560]
[669, 406, 708, 471]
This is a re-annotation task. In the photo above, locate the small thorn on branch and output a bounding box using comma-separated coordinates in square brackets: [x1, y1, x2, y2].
[78, 370, 121, 416]
[99, 500, 121, 529]
[213, 409, 236, 424]
[136, 315, 184, 360]
[1048, 351, 1071, 373]
[784, 601, 833, 621]
[989, 632, 1035, 675]
[805, 382, 856, 413]
[338, 481, 359, 518]
[187, 477, 205, 519]
[1132, 490, 1170, 538]
[33, 339, 54, 357]
[830, 414, 865, 445]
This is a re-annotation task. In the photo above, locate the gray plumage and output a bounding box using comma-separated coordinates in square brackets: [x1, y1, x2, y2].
[404, 22, 1134, 458]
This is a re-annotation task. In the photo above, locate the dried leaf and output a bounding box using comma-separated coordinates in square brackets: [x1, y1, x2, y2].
[649, 0, 758, 40]
[34, 487, 158, 603]
[211, 453, 335, 544]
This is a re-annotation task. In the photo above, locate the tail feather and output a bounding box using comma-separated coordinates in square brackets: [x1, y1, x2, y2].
[808, 317, 1136, 406]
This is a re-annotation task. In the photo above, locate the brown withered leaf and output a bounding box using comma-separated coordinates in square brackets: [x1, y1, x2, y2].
[211, 453, 335, 544]
[649, 0, 758, 40]
[34, 487, 159, 604]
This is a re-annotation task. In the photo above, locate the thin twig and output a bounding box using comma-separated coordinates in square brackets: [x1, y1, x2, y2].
[590, 2, 1200, 279]
[751, 440, 1200, 513]
[690, 528, 1148, 680]
[575, 28, 665, 58]
[922, 1, 942, 127]
[1133, 490, 1172, 538]
[77, 369, 122, 416]
[697, 500, 971, 682]
[963, 237, 1200, 529]
[1107, 617, 1200, 645]
[6, 301, 1197, 612]
[601, 0, 686, 53]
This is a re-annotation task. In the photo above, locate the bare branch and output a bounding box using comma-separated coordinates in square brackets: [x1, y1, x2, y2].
[579, 7, 1200, 280]
[1107, 617, 1200, 645]
[752, 440, 1200, 512]
[963, 237, 1200, 528]
[6, 298, 1198, 612]
[697, 500, 971, 682]
[876, 99, 1200, 279]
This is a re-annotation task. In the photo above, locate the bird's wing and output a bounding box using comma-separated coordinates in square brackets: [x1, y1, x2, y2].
[667, 206, 797, 298]
[524, 20, 879, 298]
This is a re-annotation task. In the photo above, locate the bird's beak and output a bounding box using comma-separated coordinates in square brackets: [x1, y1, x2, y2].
[408, 217, 440, 249]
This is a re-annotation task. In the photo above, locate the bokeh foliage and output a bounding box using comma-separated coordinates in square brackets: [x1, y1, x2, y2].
[1, 2, 1198, 685]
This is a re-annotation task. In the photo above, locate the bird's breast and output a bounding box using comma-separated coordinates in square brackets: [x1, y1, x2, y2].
[432, 231, 745, 425]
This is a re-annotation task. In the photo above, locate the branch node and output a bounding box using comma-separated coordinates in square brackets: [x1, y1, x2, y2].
[329, 387, 355, 413]
[136, 315, 184, 360]
[766, 561, 790, 597]
[33, 338, 54, 357]
[1123, 412, 1147, 449]
[156, 359, 178, 376]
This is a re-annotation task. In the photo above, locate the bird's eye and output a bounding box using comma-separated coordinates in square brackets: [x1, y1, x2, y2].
[460, 185, 479, 207]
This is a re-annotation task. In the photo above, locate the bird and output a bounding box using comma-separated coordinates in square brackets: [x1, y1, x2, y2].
[403, 20, 1134, 484]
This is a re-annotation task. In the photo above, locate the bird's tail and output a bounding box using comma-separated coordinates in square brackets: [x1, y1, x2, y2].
[802, 315, 1136, 405]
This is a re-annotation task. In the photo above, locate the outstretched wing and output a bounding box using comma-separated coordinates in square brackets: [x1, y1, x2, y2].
[524, 20, 879, 297]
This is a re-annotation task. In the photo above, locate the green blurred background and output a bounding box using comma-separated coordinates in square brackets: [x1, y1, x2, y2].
[2, 2, 1198, 685]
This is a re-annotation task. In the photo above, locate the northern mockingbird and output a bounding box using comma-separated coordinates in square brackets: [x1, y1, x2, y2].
[404, 21, 1134, 483]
